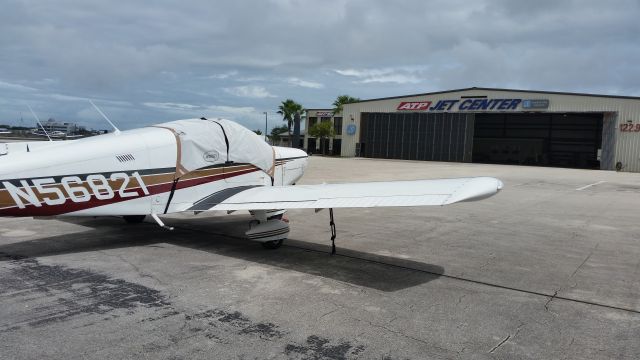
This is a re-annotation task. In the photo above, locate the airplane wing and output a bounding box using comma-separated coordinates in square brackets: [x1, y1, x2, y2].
[186, 177, 503, 212]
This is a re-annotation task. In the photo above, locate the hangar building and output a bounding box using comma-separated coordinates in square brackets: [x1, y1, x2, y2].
[337, 87, 640, 172]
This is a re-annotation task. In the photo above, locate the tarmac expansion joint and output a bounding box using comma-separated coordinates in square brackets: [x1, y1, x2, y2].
[488, 322, 525, 354]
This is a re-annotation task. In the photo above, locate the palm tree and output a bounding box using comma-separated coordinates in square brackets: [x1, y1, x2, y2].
[277, 99, 304, 147]
[277, 99, 295, 146]
[332, 95, 360, 115]
[291, 103, 305, 149]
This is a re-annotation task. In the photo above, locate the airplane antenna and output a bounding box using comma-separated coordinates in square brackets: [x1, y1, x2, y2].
[27, 104, 52, 142]
[89, 99, 121, 135]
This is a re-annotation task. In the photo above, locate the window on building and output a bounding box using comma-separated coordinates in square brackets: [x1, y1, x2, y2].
[320, 117, 331, 122]
[333, 117, 343, 135]
[308, 117, 318, 127]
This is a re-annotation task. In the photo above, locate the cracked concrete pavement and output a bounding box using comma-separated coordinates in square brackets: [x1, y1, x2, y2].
[1, 157, 639, 359]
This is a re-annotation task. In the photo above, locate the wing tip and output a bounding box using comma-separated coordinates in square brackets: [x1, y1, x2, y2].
[444, 177, 503, 205]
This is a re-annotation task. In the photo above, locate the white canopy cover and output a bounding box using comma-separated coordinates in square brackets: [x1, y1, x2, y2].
[153, 118, 274, 177]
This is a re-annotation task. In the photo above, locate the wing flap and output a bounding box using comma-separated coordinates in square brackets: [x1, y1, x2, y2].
[187, 177, 502, 211]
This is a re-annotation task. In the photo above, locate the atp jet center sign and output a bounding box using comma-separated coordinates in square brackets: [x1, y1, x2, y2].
[396, 98, 549, 111]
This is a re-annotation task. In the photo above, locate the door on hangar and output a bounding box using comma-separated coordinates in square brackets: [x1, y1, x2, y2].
[332, 139, 341, 155]
[307, 138, 317, 154]
[359, 112, 475, 162]
[472, 113, 604, 169]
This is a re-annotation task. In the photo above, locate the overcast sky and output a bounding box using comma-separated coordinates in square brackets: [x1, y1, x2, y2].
[1, 0, 639, 131]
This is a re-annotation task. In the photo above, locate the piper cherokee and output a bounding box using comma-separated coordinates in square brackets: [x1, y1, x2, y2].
[0, 117, 503, 252]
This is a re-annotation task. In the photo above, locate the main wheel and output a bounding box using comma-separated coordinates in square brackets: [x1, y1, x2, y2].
[261, 239, 284, 250]
[123, 215, 146, 224]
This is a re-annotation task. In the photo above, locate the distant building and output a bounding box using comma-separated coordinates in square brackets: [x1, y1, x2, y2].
[330, 87, 640, 172]
[271, 129, 305, 148]
[304, 109, 343, 155]
[41, 118, 79, 135]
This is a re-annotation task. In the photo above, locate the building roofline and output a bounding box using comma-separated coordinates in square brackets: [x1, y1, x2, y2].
[275, 130, 306, 136]
[349, 87, 640, 104]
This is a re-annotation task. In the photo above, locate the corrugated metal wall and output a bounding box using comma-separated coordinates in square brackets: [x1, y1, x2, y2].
[360, 112, 474, 162]
[341, 89, 640, 172]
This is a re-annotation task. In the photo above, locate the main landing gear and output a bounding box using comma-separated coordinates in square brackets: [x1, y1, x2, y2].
[246, 210, 290, 250]
[263, 211, 287, 249]
[247, 209, 338, 253]
[261, 239, 284, 250]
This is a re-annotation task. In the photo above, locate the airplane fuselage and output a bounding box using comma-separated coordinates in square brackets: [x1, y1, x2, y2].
[0, 124, 308, 217]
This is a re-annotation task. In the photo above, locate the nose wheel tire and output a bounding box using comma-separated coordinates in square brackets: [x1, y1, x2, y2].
[261, 239, 284, 249]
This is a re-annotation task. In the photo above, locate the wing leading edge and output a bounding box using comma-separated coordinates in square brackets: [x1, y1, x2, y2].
[186, 177, 503, 211]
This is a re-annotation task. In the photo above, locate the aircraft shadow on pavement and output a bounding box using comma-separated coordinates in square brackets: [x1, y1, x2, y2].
[0, 216, 444, 292]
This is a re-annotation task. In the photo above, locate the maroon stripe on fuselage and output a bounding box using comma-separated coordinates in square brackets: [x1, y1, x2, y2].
[0, 168, 260, 217]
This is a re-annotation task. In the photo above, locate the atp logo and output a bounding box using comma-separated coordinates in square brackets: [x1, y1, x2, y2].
[396, 101, 432, 111]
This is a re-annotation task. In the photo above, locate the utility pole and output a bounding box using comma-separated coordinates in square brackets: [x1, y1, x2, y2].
[263, 112, 268, 142]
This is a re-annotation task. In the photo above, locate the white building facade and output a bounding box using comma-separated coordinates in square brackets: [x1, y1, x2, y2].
[304, 109, 343, 155]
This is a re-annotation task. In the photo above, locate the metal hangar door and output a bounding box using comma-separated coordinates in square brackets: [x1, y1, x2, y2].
[472, 113, 604, 169]
[359, 112, 475, 162]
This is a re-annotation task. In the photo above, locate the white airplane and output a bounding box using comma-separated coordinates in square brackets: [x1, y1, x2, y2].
[0, 118, 503, 251]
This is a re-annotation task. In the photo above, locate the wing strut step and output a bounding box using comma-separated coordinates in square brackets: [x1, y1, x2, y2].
[329, 208, 336, 255]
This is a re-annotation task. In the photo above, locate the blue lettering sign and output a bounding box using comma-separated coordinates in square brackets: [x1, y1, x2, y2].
[430, 100, 460, 111]
[403, 98, 525, 112]
[459, 99, 473, 110]
[508, 99, 521, 109]
[430, 100, 446, 111]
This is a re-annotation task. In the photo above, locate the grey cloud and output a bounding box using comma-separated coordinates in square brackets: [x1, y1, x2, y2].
[335, 68, 427, 84]
[287, 78, 324, 89]
[0, 80, 38, 92]
[0, 0, 638, 130]
[224, 85, 277, 98]
[205, 71, 239, 80]
[143, 102, 201, 111]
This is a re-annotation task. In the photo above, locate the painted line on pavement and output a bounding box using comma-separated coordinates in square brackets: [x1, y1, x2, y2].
[576, 181, 606, 191]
